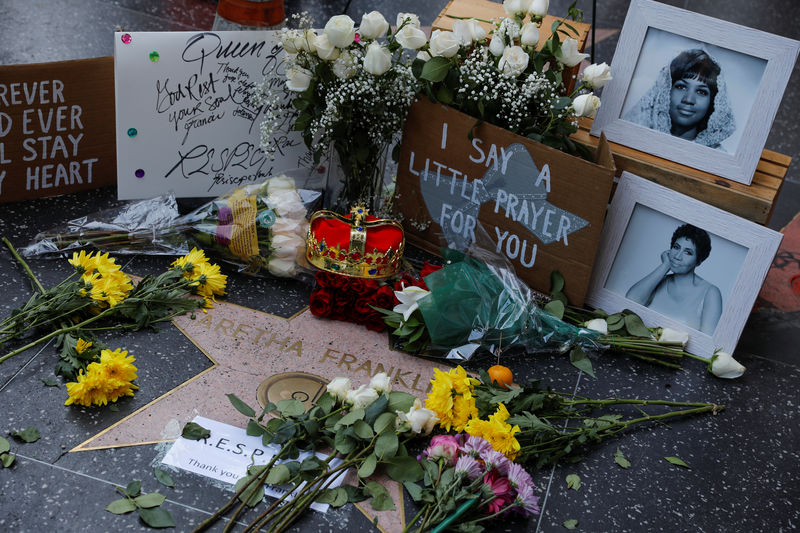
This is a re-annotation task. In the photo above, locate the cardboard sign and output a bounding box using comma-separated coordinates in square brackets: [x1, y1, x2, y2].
[0, 57, 115, 203]
[114, 31, 323, 200]
[394, 100, 615, 304]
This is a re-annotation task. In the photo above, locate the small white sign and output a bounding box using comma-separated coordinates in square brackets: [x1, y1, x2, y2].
[161, 416, 345, 512]
[114, 31, 323, 200]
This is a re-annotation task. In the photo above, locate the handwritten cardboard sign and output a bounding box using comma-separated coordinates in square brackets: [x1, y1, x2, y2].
[114, 31, 323, 200]
[394, 100, 615, 305]
[0, 57, 115, 203]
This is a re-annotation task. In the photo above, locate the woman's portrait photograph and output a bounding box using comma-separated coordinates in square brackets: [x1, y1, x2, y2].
[603, 204, 747, 335]
[620, 28, 767, 154]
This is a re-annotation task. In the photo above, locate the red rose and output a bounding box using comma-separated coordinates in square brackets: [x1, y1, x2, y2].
[334, 290, 355, 313]
[353, 297, 374, 324]
[364, 311, 387, 332]
[309, 288, 334, 317]
[316, 271, 349, 289]
[350, 278, 379, 296]
[420, 261, 443, 278]
[393, 273, 416, 292]
[373, 285, 395, 310]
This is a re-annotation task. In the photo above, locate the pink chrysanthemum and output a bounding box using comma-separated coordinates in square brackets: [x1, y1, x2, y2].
[481, 449, 511, 477]
[461, 435, 493, 458]
[454, 455, 483, 481]
[508, 462, 533, 491]
[515, 483, 541, 516]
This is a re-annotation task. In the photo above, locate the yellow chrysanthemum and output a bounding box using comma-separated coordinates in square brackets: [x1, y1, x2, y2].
[98, 348, 138, 383]
[465, 403, 521, 460]
[193, 261, 227, 308]
[64, 367, 111, 407]
[74, 338, 93, 354]
[68, 250, 94, 274]
[105, 381, 139, 403]
[172, 248, 209, 273]
[89, 274, 132, 308]
[424, 366, 480, 432]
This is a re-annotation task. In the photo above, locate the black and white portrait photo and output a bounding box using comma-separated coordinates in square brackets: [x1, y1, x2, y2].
[620, 28, 767, 154]
[603, 204, 747, 335]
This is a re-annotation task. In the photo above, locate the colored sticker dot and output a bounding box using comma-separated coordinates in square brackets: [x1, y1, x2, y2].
[135, 169, 145, 178]
[149, 51, 160, 62]
[127, 127, 137, 138]
[121, 34, 132, 44]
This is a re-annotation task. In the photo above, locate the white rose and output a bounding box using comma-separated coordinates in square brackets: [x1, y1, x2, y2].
[395, 24, 428, 50]
[270, 216, 302, 237]
[489, 34, 506, 57]
[416, 50, 432, 62]
[267, 257, 297, 277]
[332, 51, 358, 79]
[271, 234, 305, 260]
[393, 285, 430, 322]
[324, 14, 356, 48]
[359, 11, 389, 40]
[345, 384, 380, 409]
[295, 29, 317, 53]
[285, 66, 312, 92]
[583, 318, 608, 335]
[396, 12, 421, 28]
[313, 33, 340, 61]
[520, 22, 540, 47]
[267, 174, 296, 193]
[710, 350, 746, 379]
[657, 327, 689, 348]
[397, 399, 439, 435]
[558, 37, 589, 67]
[498, 45, 529, 77]
[280, 29, 301, 54]
[429, 30, 460, 58]
[529, 0, 549, 17]
[269, 189, 305, 218]
[369, 372, 392, 394]
[572, 93, 601, 118]
[452, 19, 486, 46]
[363, 42, 392, 75]
[503, 0, 532, 17]
[326, 377, 351, 403]
[581, 62, 612, 89]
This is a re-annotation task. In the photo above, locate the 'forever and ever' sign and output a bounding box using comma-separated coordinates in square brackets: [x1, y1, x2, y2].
[394, 100, 615, 305]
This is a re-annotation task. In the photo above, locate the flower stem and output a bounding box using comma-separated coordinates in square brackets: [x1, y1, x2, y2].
[3, 237, 45, 294]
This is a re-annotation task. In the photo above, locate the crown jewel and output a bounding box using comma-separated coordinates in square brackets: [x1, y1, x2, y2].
[306, 206, 405, 278]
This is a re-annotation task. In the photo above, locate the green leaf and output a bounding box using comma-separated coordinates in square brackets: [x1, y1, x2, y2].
[338, 408, 366, 427]
[40, 377, 59, 387]
[544, 300, 565, 319]
[246, 420, 267, 437]
[569, 347, 595, 378]
[154, 468, 175, 488]
[375, 432, 398, 460]
[0, 453, 14, 468]
[420, 56, 450, 82]
[181, 422, 210, 441]
[664, 456, 690, 469]
[0, 437, 9, 455]
[11, 426, 40, 443]
[436, 84, 454, 105]
[342, 484, 369, 503]
[137, 507, 175, 528]
[373, 412, 397, 435]
[403, 481, 424, 502]
[387, 391, 416, 414]
[550, 271, 565, 294]
[265, 464, 291, 485]
[234, 475, 264, 507]
[566, 474, 581, 491]
[358, 453, 378, 478]
[125, 480, 142, 498]
[563, 519, 579, 529]
[134, 492, 166, 509]
[606, 313, 624, 331]
[334, 431, 356, 454]
[384, 457, 424, 483]
[624, 312, 652, 338]
[316, 487, 348, 507]
[315, 393, 335, 415]
[227, 393, 256, 418]
[277, 399, 305, 417]
[364, 394, 388, 425]
[106, 498, 137, 514]
[353, 420, 374, 440]
[613, 448, 631, 469]
[365, 481, 395, 511]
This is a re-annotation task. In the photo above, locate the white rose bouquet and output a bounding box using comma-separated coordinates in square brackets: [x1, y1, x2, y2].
[255, 12, 419, 213]
[412, 3, 611, 156]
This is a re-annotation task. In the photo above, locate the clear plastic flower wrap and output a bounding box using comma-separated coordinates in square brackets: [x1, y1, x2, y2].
[22, 175, 322, 279]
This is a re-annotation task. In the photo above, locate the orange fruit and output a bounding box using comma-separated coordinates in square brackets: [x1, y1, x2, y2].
[487, 365, 513, 389]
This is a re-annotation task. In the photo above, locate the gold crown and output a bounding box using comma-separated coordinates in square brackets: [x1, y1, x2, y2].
[306, 206, 405, 279]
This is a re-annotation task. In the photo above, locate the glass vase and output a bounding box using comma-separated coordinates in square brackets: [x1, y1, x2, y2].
[325, 141, 392, 215]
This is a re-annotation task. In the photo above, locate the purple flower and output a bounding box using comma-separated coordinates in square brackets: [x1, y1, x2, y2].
[461, 435, 493, 458]
[515, 483, 541, 516]
[481, 449, 511, 477]
[454, 455, 483, 480]
[508, 462, 533, 491]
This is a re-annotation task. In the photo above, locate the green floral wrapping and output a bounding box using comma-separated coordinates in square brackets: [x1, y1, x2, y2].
[417, 249, 600, 355]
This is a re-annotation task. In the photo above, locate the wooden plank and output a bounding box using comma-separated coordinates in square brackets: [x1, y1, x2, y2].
[0, 57, 116, 203]
[573, 118, 789, 225]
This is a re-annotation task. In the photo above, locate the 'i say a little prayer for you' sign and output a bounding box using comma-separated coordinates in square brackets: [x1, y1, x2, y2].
[114, 31, 321, 200]
[394, 100, 616, 305]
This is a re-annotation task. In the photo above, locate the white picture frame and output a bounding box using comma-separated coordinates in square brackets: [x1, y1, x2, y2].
[590, 0, 799, 185]
[586, 172, 782, 358]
